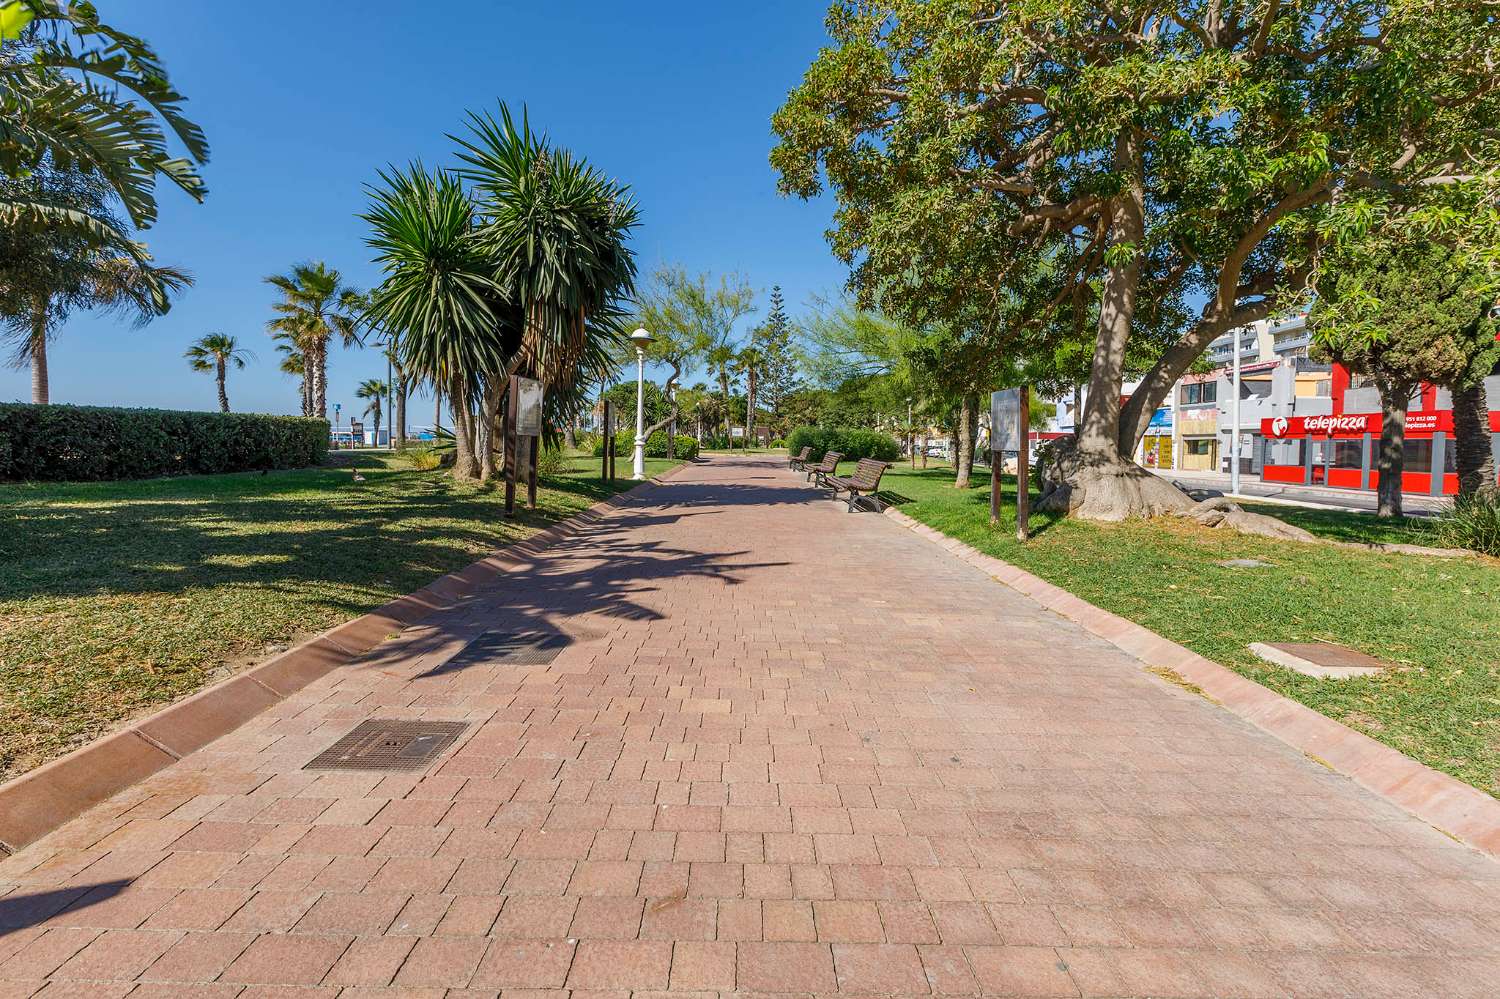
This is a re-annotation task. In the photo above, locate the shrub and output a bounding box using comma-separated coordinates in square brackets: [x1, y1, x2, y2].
[591, 430, 699, 460]
[1439, 491, 1500, 556]
[0, 403, 329, 482]
[402, 447, 442, 471]
[535, 446, 570, 477]
[785, 426, 901, 463]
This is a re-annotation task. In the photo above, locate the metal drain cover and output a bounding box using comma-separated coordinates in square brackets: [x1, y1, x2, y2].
[424, 631, 572, 676]
[304, 719, 469, 772]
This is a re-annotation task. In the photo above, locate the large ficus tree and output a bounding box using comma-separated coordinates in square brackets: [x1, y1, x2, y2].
[772, 0, 1500, 520]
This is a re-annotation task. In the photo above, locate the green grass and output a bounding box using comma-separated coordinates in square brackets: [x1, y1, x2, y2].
[0, 451, 681, 780]
[876, 461, 1500, 797]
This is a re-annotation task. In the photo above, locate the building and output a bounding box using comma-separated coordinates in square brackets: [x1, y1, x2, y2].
[1259, 366, 1500, 495]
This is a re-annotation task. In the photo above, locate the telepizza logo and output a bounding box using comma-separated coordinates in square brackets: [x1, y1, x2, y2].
[1269, 417, 1289, 438]
[1302, 414, 1372, 434]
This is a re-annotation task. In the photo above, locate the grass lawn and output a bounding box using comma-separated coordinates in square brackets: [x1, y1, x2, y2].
[875, 461, 1500, 797]
[0, 451, 681, 781]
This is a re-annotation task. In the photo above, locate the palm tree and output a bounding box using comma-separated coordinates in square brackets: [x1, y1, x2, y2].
[355, 378, 388, 446]
[1, 170, 191, 403]
[457, 104, 640, 479]
[706, 342, 736, 444]
[735, 344, 763, 444]
[1, 2, 208, 261]
[264, 262, 362, 421]
[185, 332, 252, 412]
[361, 165, 504, 478]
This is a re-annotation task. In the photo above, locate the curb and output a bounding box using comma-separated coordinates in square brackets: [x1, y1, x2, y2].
[0, 462, 696, 854]
[880, 505, 1500, 860]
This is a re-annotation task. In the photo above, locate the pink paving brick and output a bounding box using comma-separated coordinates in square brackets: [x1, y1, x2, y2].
[2, 453, 1496, 999]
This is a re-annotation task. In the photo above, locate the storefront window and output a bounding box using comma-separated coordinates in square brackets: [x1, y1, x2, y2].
[1403, 438, 1433, 472]
[1333, 440, 1364, 468]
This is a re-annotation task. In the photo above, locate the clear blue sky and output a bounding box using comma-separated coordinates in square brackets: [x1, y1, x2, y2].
[1, 0, 844, 420]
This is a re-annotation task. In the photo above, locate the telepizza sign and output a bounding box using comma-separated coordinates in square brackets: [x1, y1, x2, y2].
[1262, 412, 1455, 438]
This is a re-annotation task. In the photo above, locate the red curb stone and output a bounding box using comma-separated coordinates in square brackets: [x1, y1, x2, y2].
[134, 675, 282, 759]
[882, 504, 1500, 859]
[243, 637, 351, 697]
[0, 732, 175, 851]
[321, 611, 404, 656]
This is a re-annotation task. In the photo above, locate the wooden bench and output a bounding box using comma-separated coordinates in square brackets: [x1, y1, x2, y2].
[826, 458, 890, 512]
[788, 446, 812, 470]
[804, 450, 844, 486]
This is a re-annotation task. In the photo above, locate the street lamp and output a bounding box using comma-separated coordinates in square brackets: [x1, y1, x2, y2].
[906, 397, 914, 468]
[630, 328, 654, 479]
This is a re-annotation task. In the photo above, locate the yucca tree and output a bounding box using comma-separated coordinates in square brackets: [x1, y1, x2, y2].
[1, 0, 208, 262]
[264, 262, 362, 421]
[185, 332, 251, 412]
[457, 105, 639, 477]
[355, 377, 387, 446]
[362, 164, 505, 478]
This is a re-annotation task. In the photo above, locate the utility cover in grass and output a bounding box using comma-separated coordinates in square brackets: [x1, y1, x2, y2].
[1249, 641, 1389, 678]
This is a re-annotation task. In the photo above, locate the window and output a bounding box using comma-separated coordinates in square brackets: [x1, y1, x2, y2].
[1403, 438, 1433, 472]
[1186, 439, 1213, 455]
[1181, 382, 1217, 406]
[1333, 440, 1364, 469]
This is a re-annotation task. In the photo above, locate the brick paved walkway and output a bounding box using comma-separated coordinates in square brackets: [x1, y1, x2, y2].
[3, 453, 1498, 998]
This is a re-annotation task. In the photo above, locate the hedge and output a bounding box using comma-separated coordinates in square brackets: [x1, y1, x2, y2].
[785, 425, 901, 463]
[0, 403, 330, 482]
[591, 430, 699, 460]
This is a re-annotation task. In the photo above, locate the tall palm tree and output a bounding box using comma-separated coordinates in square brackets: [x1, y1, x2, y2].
[185, 332, 252, 412]
[264, 262, 362, 421]
[1, 2, 209, 262]
[355, 378, 388, 446]
[706, 342, 736, 444]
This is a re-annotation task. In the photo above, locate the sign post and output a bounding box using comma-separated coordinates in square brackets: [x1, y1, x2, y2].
[601, 400, 613, 482]
[990, 388, 1023, 529]
[506, 375, 544, 517]
[1015, 385, 1031, 541]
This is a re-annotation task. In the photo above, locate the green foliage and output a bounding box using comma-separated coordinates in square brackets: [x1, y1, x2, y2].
[535, 445, 568, 477]
[0, 404, 328, 481]
[600, 379, 670, 429]
[1439, 493, 1500, 557]
[785, 425, 900, 463]
[592, 430, 698, 460]
[1, 0, 210, 260]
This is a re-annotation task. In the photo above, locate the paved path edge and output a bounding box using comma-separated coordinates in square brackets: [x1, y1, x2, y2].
[881, 505, 1500, 860]
[0, 461, 698, 854]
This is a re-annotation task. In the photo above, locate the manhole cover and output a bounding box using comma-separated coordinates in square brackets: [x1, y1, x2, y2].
[1248, 641, 1389, 678]
[424, 631, 571, 676]
[304, 719, 469, 772]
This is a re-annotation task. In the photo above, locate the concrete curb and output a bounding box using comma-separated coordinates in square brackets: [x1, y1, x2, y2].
[0, 462, 696, 853]
[880, 505, 1500, 860]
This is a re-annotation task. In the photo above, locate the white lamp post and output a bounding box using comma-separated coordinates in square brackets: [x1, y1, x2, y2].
[630, 328, 654, 479]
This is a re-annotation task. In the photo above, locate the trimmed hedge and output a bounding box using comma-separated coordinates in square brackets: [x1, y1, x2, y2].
[591, 430, 699, 460]
[0, 404, 330, 482]
[785, 426, 901, 463]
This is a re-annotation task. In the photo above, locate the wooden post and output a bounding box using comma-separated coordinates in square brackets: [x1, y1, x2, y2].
[1016, 385, 1031, 541]
[601, 401, 610, 482]
[504, 392, 517, 517]
[527, 435, 539, 508]
[989, 438, 1002, 526]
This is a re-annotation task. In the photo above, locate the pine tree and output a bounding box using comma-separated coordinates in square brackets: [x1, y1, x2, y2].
[754, 286, 802, 434]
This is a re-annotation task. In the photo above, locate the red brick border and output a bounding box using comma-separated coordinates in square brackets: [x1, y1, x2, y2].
[882, 506, 1500, 859]
[0, 462, 698, 853]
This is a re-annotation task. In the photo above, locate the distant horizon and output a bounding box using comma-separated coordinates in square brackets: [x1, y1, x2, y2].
[0, 1, 845, 419]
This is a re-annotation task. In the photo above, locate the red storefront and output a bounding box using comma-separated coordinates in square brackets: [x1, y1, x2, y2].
[1259, 369, 1500, 495]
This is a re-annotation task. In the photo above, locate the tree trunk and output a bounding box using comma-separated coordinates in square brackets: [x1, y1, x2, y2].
[1374, 377, 1413, 518]
[449, 379, 479, 479]
[1452, 379, 1496, 496]
[954, 394, 976, 488]
[435, 387, 443, 431]
[312, 344, 328, 420]
[746, 368, 757, 444]
[394, 377, 407, 446]
[29, 303, 49, 405]
[478, 380, 505, 481]
[217, 360, 230, 413]
[564, 420, 577, 450]
[1072, 383, 1083, 434]
[1037, 136, 1195, 522]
